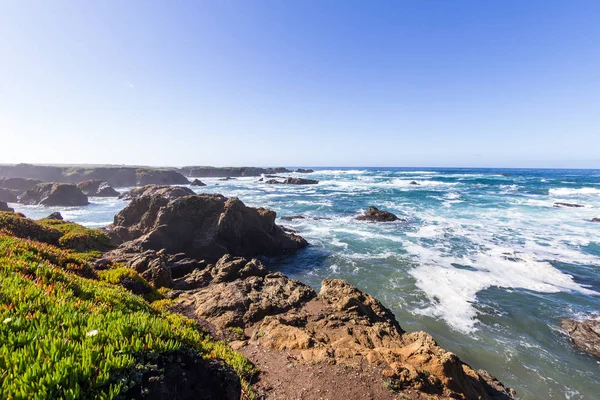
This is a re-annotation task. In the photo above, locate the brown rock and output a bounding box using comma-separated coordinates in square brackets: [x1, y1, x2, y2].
[561, 318, 600, 358]
[44, 212, 63, 220]
[356, 206, 399, 222]
[18, 183, 89, 206]
[266, 177, 319, 185]
[77, 180, 120, 197]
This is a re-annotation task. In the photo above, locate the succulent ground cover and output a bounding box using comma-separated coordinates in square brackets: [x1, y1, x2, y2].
[0, 212, 255, 399]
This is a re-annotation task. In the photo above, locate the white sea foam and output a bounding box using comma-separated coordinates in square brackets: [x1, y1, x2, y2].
[407, 242, 598, 333]
[549, 187, 600, 196]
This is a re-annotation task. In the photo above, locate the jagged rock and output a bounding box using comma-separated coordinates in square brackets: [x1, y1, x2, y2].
[0, 201, 13, 212]
[295, 169, 314, 173]
[118, 184, 195, 200]
[409, 181, 420, 185]
[18, 183, 89, 206]
[45, 212, 63, 220]
[77, 180, 120, 197]
[109, 194, 308, 260]
[126, 249, 174, 288]
[190, 179, 207, 186]
[174, 260, 515, 400]
[356, 206, 399, 222]
[554, 202, 584, 208]
[561, 318, 600, 358]
[0, 188, 17, 203]
[266, 177, 319, 185]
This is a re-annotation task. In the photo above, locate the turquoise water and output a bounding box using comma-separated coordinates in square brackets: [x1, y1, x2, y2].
[10, 168, 600, 399]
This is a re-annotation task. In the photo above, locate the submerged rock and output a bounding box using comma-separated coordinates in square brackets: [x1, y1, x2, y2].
[554, 202, 585, 208]
[0, 201, 13, 212]
[108, 193, 308, 260]
[77, 180, 120, 197]
[356, 206, 399, 222]
[190, 179, 207, 186]
[561, 318, 600, 358]
[18, 183, 89, 206]
[118, 184, 195, 200]
[409, 181, 420, 185]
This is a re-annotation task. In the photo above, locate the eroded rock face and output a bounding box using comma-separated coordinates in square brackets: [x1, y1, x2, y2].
[18, 183, 89, 206]
[118, 184, 195, 200]
[0, 201, 14, 212]
[109, 193, 308, 260]
[561, 318, 600, 358]
[356, 206, 399, 222]
[174, 257, 515, 400]
[77, 180, 120, 197]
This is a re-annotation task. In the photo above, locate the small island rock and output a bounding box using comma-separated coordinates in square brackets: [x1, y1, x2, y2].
[18, 183, 89, 207]
[356, 206, 399, 222]
[77, 180, 120, 197]
[190, 179, 207, 186]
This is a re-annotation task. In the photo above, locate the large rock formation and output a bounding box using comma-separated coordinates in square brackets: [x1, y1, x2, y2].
[0, 188, 17, 203]
[561, 318, 600, 358]
[18, 183, 89, 206]
[0, 201, 13, 212]
[174, 255, 515, 400]
[108, 193, 308, 260]
[118, 184, 195, 200]
[77, 180, 120, 197]
[180, 166, 290, 177]
[356, 206, 400, 222]
[0, 164, 189, 187]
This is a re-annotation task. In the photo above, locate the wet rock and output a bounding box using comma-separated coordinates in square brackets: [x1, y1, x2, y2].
[0, 201, 13, 212]
[295, 169, 314, 173]
[45, 212, 64, 220]
[265, 177, 319, 185]
[118, 184, 195, 200]
[501, 173, 511, 177]
[356, 206, 399, 222]
[561, 318, 600, 358]
[554, 202, 585, 208]
[409, 181, 420, 185]
[190, 179, 207, 186]
[109, 193, 308, 260]
[219, 177, 236, 181]
[592, 218, 600, 222]
[0, 188, 17, 203]
[18, 183, 89, 206]
[77, 180, 120, 197]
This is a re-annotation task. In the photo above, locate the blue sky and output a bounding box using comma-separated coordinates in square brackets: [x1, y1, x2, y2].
[1, 0, 599, 168]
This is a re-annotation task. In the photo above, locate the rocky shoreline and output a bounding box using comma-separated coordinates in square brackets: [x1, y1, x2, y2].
[86, 185, 516, 399]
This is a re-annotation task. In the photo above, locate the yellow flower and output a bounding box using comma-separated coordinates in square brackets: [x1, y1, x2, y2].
[2, 317, 12, 324]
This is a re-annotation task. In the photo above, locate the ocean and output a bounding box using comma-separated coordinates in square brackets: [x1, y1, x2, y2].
[10, 167, 600, 399]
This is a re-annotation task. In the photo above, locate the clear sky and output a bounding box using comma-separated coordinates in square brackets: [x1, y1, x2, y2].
[1, 0, 599, 168]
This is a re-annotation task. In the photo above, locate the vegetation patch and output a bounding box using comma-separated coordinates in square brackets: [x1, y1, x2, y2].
[37, 219, 112, 253]
[0, 212, 62, 245]
[0, 217, 256, 399]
